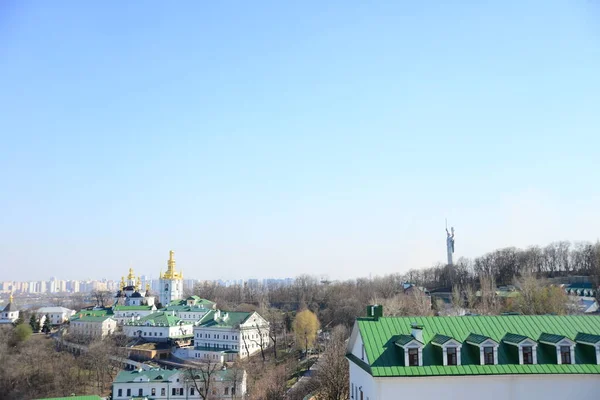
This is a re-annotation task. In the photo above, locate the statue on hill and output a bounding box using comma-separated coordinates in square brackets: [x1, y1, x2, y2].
[446, 220, 455, 266]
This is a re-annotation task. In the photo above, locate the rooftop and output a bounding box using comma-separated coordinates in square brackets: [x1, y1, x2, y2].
[196, 310, 252, 329]
[114, 305, 155, 311]
[125, 311, 192, 327]
[352, 315, 600, 377]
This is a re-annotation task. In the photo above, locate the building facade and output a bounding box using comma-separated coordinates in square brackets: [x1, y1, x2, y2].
[123, 311, 194, 342]
[37, 306, 76, 325]
[347, 310, 600, 400]
[112, 368, 247, 399]
[188, 310, 270, 362]
[159, 250, 183, 306]
[70, 314, 117, 338]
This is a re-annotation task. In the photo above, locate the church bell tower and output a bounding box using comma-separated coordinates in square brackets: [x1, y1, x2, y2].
[159, 250, 183, 306]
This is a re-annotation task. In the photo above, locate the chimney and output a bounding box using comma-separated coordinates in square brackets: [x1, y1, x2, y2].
[411, 323, 424, 343]
[366, 305, 383, 320]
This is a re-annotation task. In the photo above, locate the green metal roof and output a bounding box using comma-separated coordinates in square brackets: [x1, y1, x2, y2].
[575, 332, 600, 344]
[431, 334, 454, 346]
[35, 396, 102, 400]
[72, 315, 113, 322]
[197, 310, 252, 329]
[503, 333, 531, 344]
[125, 311, 192, 327]
[114, 305, 154, 311]
[114, 369, 177, 383]
[354, 315, 600, 377]
[465, 333, 496, 345]
[71, 308, 114, 321]
[395, 334, 420, 346]
[538, 333, 569, 344]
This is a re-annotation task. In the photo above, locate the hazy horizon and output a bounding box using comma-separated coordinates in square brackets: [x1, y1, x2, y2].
[2, 2, 599, 282]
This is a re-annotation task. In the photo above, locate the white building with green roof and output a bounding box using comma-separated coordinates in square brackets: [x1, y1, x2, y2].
[123, 311, 194, 342]
[184, 310, 270, 362]
[347, 307, 600, 400]
[111, 367, 246, 399]
[161, 295, 216, 322]
[113, 304, 158, 325]
[70, 309, 117, 338]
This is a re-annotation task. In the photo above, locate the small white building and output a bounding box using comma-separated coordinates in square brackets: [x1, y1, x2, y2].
[347, 308, 600, 400]
[0, 294, 19, 324]
[187, 310, 270, 362]
[123, 311, 194, 342]
[37, 306, 76, 325]
[70, 313, 117, 338]
[112, 367, 246, 399]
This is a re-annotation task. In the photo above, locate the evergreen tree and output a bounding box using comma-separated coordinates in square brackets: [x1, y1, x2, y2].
[13, 313, 24, 327]
[42, 314, 52, 333]
[29, 313, 40, 332]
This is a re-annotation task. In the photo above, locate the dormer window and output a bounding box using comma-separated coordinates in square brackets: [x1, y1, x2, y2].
[395, 329, 424, 367]
[539, 333, 575, 365]
[575, 333, 600, 365]
[503, 333, 537, 365]
[431, 334, 462, 366]
[466, 333, 499, 366]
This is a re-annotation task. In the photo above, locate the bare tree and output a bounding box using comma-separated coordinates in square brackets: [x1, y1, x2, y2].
[90, 290, 112, 308]
[310, 325, 349, 400]
[249, 323, 270, 362]
[184, 358, 221, 400]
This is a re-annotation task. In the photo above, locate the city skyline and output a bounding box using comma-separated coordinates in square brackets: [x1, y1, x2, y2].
[2, 2, 600, 282]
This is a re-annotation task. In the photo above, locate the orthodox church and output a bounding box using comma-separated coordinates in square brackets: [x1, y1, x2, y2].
[115, 267, 155, 307]
[0, 293, 19, 324]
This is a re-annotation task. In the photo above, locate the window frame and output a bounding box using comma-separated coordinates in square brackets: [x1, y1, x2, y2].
[483, 346, 494, 365]
[560, 346, 571, 364]
[408, 348, 419, 366]
[522, 346, 533, 364]
[447, 347, 457, 366]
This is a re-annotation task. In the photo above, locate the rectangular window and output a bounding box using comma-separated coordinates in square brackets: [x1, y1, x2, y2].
[172, 388, 176, 395]
[151, 388, 156, 395]
[138, 388, 143, 396]
[118, 389, 122, 396]
[522, 346, 533, 364]
[191, 388, 195, 395]
[447, 347, 457, 365]
[161, 388, 166, 396]
[408, 348, 419, 366]
[561, 346, 571, 364]
[180, 388, 184, 395]
[225, 387, 229, 395]
[126, 389, 131, 396]
[484, 347, 494, 365]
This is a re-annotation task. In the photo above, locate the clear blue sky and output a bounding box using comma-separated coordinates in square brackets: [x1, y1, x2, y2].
[1, 1, 599, 282]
